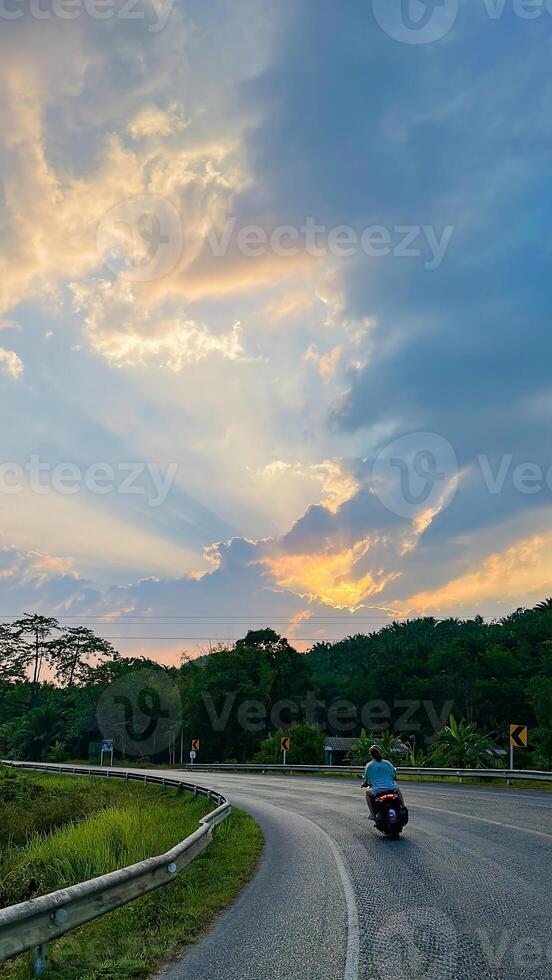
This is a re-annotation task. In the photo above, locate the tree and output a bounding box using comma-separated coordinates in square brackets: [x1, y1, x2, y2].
[348, 729, 412, 767]
[428, 715, 496, 768]
[253, 723, 325, 765]
[0, 625, 28, 688]
[528, 675, 552, 768]
[348, 730, 372, 766]
[48, 627, 117, 687]
[11, 614, 59, 685]
[4, 701, 69, 761]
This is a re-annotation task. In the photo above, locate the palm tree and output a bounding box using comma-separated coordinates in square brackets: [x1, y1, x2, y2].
[429, 715, 496, 769]
[13, 704, 66, 761]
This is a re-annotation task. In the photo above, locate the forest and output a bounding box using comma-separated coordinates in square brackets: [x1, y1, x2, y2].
[0, 601, 551, 769]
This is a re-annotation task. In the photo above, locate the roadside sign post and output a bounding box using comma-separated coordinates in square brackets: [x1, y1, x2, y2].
[189, 750, 196, 765]
[190, 740, 200, 766]
[509, 725, 528, 783]
[100, 739, 114, 767]
[280, 736, 291, 767]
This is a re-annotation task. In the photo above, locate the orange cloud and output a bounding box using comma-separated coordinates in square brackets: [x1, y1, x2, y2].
[260, 538, 399, 610]
[403, 532, 552, 614]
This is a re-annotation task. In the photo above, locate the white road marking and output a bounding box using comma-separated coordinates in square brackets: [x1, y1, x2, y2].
[410, 802, 552, 840]
[292, 813, 360, 980]
[238, 795, 361, 980]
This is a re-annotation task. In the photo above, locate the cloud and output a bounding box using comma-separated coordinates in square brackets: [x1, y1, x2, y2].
[303, 343, 343, 383]
[0, 545, 87, 610]
[0, 0, 550, 646]
[259, 536, 399, 611]
[71, 280, 247, 369]
[0, 6, 303, 344]
[257, 459, 360, 517]
[402, 532, 552, 616]
[0, 348, 23, 380]
[127, 103, 190, 139]
[264, 287, 315, 321]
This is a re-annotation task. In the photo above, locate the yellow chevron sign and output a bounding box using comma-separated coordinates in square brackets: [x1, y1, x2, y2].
[509, 725, 528, 748]
[281, 737, 291, 752]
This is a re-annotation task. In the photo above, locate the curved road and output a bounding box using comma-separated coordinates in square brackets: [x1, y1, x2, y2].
[154, 773, 552, 980]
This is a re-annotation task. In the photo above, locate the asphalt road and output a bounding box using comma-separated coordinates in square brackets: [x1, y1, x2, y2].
[153, 773, 552, 980]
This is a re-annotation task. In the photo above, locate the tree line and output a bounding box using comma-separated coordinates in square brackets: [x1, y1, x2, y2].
[0, 602, 551, 768]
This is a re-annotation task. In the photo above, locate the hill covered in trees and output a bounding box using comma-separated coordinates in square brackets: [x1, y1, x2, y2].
[0, 601, 551, 768]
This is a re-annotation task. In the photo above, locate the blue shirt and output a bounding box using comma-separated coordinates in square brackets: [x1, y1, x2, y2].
[364, 759, 397, 793]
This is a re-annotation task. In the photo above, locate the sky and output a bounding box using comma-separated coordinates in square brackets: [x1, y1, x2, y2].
[1, 0, 552, 662]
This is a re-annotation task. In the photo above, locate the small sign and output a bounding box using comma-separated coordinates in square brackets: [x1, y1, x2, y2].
[280, 737, 291, 752]
[100, 738, 114, 767]
[510, 724, 528, 748]
[191, 739, 200, 752]
[189, 750, 197, 760]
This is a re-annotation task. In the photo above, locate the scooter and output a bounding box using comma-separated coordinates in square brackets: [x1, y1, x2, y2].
[371, 789, 409, 839]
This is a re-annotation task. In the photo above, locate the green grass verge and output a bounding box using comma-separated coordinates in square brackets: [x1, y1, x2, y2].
[0, 774, 263, 979]
[0, 768, 164, 848]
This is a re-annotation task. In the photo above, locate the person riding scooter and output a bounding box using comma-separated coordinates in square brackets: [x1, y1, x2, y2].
[361, 744, 406, 820]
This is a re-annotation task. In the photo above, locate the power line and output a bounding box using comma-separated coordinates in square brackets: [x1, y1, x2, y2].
[0, 615, 397, 620]
[59, 635, 394, 642]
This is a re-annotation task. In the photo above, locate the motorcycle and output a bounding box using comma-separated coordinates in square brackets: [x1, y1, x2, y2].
[371, 789, 409, 839]
[360, 777, 409, 839]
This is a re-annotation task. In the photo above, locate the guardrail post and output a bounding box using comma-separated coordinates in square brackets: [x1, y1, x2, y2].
[32, 943, 49, 976]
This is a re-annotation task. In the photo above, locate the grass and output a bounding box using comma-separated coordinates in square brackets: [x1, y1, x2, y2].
[0, 772, 263, 979]
[0, 767, 158, 848]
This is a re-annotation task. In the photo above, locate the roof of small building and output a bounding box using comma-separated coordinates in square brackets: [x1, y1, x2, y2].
[323, 737, 359, 752]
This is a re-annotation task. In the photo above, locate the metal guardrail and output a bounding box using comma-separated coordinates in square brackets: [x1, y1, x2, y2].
[0, 762, 232, 968]
[185, 762, 552, 782]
